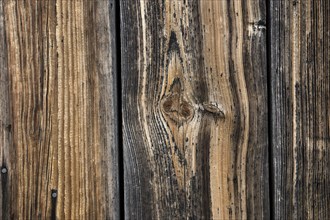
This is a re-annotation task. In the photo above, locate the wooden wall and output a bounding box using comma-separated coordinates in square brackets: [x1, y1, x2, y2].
[0, 0, 329, 219]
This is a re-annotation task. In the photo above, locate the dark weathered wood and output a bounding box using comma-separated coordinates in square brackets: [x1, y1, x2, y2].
[270, 0, 330, 219]
[0, 1, 11, 220]
[0, 0, 119, 219]
[121, 0, 269, 219]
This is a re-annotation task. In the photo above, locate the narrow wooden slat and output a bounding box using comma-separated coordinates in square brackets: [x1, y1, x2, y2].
[0, 0, 119, 219]
[121, 0, 269, 219]
[270, 0, 330, 218]
[0, 1, 12, 219]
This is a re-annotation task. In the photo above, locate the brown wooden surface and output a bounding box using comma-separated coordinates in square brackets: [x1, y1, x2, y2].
[0, 0, 119, 219]
[120, 0, 269, 219]
[1, 0, 330, 219]
[0, 1, 11, 219]
[270, 0, 330, 219]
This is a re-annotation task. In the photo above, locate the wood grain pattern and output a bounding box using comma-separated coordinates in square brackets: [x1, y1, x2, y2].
[0, 0, 119, 219]
[120, 0, 269, 219]
[270, 0, 330, 219]
[0, 1, 11, 219]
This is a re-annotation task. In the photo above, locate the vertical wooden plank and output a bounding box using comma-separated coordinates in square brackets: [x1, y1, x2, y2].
[121, 0, 269, 219]
[270, 0, 330, 219]
[0, 1, 11, 220]
[1, 0, 119, 219]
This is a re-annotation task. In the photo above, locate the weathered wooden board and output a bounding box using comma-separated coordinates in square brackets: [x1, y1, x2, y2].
[270, 0, 330, 219]
[0, 0, 119, 219]
[0, 1, 11, 219]
[121, 0, 269, 219]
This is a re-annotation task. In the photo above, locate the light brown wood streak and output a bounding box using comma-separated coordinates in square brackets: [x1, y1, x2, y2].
[121, 0, 269, 219]
[200, 1, 251, 219]
[1, 0, 119, 219]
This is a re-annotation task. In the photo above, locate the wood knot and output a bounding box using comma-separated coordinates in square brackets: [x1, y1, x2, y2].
[161, 78, 194, 123]
[201, 102, 225, 118]
[162, 96, 194, 122]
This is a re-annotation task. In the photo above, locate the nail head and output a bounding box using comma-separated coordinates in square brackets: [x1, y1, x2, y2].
[1, 167, 7, 174]
[52, 192, 57, 198]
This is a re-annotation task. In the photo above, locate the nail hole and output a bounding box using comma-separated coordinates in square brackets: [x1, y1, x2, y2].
[6, 124, 11, 132]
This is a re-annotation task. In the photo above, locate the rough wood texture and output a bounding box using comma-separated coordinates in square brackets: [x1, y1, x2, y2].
[0, 1, 11, 220]
[0, 0, 119, 219]
[121, 0, 269, 219]
[270, 0, 330, 219]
